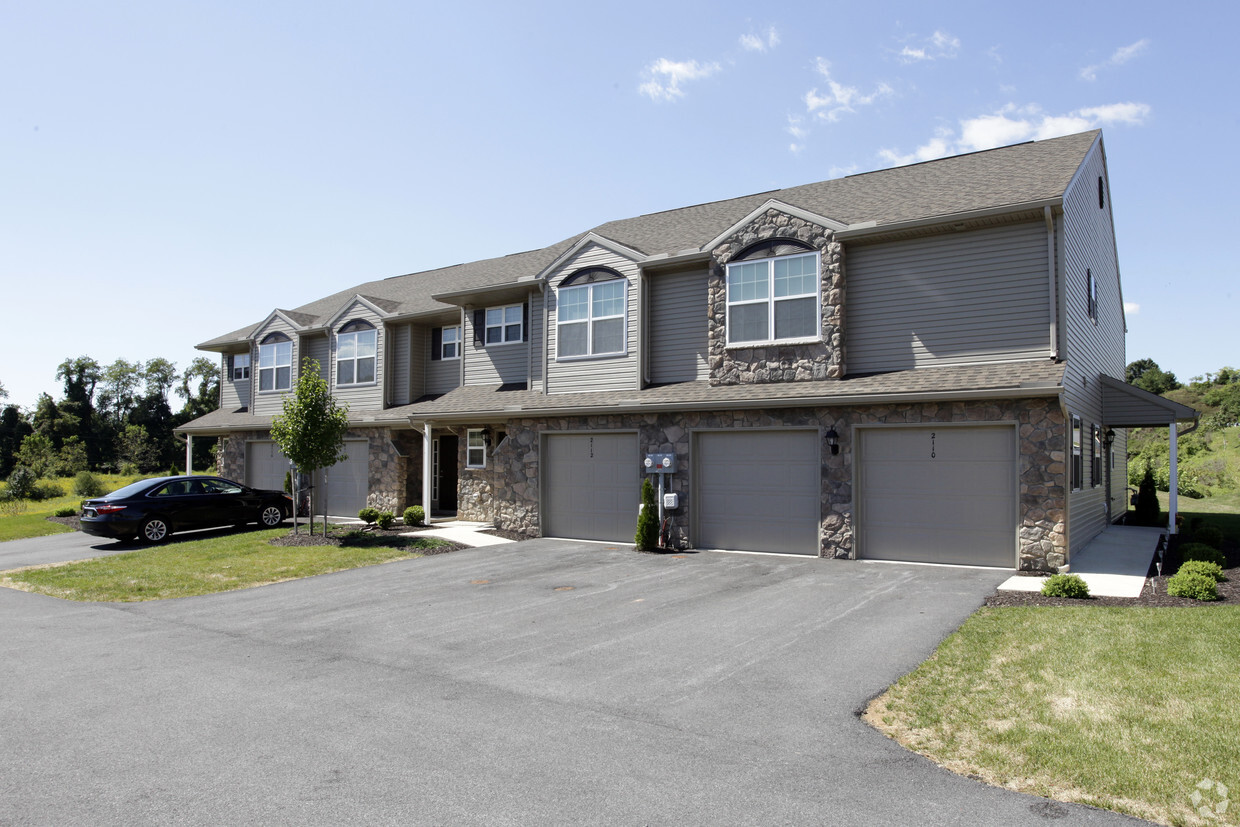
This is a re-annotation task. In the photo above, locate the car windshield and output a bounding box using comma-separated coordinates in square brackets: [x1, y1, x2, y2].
[101, 478, 168, 499]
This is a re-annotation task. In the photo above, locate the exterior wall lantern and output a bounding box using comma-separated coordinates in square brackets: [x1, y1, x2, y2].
[1104, 428, 1115, 447]
[825, 428, 840, 455]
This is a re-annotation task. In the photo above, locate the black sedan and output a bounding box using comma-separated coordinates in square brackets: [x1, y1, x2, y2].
[80, 476, 293, 543]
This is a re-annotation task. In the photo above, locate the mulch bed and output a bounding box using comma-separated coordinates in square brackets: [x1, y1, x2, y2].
[268, 525, 464, 554]
[985, 540, 1238, 608]
[48, 516, 82, 531]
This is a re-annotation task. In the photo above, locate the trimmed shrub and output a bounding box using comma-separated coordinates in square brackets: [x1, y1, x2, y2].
[358, 507, 380, 527]
[1177, 560, 1225, 583]
[30, 480, 64, 501]
[54, 506, 78, 517]
[1131, 465, 1161, 526]
[403, 505, 425, 526]
[73, 471, 106, 498]
[1041, 573, 1090, 599]
[1192, 524, 1224, 550]
[376, 511, 394, 530]
[1180, 542, 1227, 568]
[1166, 571, 1219, 601]
[635, 477, 658, 551]
[5, 467, 37, 500]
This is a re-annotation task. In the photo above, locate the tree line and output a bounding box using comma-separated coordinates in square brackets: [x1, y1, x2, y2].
[0, 356, 220, 480]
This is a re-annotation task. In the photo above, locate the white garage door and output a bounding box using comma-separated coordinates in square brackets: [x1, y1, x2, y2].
[314, 440, 370, 517]
[695, 430, 820, 555]
[543, 433, 639, 543]
[858, 426, 1016, 567]
[246, 441, 289, 492]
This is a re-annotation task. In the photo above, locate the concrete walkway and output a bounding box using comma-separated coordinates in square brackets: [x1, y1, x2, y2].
[998, 525, 1164, 597]
[403, 519, 516, 548]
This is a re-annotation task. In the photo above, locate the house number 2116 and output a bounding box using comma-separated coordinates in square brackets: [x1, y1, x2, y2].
[930, 432, 936, 459]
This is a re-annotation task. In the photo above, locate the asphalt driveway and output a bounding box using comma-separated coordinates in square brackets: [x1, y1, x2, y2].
[0, 538, 1146, 825]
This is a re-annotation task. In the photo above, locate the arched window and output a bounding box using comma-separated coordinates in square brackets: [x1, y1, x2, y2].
[725, 241, 820, 345]
[557, 268, 627, 358]
[337, 320, 377, 385]
[258, 332, 292, 392]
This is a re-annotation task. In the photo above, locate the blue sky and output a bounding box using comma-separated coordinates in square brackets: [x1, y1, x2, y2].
[2, 0, 1236, 410]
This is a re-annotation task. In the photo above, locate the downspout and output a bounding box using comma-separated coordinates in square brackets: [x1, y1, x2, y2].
[1045, 206, 1059, 359]
[637, 267, 647, 389]
[459, 308, 467, 388]
[542, 281, 550, 395]
[421, 420, 433, 522]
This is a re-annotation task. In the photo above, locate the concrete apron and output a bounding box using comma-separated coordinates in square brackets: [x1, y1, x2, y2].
[402, 520, 516, 548]
[998, 524, 1163, 598]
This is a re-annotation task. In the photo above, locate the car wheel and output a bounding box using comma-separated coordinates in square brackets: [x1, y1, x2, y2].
[141, 517, 171, 543]
[259, 505, 285, 527]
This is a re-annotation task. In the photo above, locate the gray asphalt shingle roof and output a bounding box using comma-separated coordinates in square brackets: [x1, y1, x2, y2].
[198, 130, 1100, 349]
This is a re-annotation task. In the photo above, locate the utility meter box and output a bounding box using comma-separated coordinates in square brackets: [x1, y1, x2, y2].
[662, 492, 679, 510]
[643, 453, 677, 474]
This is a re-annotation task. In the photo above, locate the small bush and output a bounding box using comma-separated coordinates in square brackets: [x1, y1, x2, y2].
[635, 477, 658, 551]
[1131, 465, 1161, 527]
[1177, 560, 1225, 582]
[73, 471, 106, 498]
[358, 507, 380, 526]
[30, 480, 64, 501]
[283, 471, 292, 494]
[403, 505, 425, 526]
[119, 462, 140, 476]
[1192, 524, 1224, 550]
[1166, 572, 1219, 601]
[167, 465, 181, 477]
[1041, 573, 1091, 599]
[1179, 543, 1227, 568]
[54, 506, 78, 518]
[376, 511, 394, 530]
[5, 467, 38, 500]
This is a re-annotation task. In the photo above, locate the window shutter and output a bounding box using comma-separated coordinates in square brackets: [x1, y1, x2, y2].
[430, 327, 442, 361]
[522, 301, 530, 342]
[473, 310, 485, 346]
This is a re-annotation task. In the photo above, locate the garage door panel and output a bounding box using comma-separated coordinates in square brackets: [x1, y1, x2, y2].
[246, 441, 289, 491]
[314, 440, 369, 516]
[544, 434, 639, 543]
[859, 426, 1015, 567]
[697, 431, 820, 555]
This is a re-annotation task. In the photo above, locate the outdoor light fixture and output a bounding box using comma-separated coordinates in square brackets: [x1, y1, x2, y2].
[1104, 428, 1116, 447]
[825, 429, 840, 455]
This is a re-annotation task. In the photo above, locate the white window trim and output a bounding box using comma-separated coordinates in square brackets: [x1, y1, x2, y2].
[555, 279, 628, 361]
[336, 327, 378, 387]
[441, 325, 461, 360]
[466, 429, 487, 468]
[724, 250, 821, 347]
[232, 353, 250, 382]
[1070, 415, 1082, 492]
[258, 339, 292, 393]
[484, 304, 523, 347]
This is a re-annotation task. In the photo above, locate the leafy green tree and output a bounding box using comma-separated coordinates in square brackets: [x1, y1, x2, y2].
[176, 357, 221, 419]
[116, 424, 159, 472]
[0, 380, 7, 400]
[1204, 382, 1240, 429]
[0, 405, 33, 477]
[270, 359, 349, 534]
[55, 436, 89, 476]
[98, 358, 143, 424]
[143, 358, 179, 404]
[16, 432, 56, 479]
[1125, 358, 1180, 395]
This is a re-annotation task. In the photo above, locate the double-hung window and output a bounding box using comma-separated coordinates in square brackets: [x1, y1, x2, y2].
[337, 322, 377, 385]
[232, 353, 250, 381]
[725, 251, 819, 345]
[258, 334, 292, 392]
[466, 429, 487, 468]
[557, 280, 626, 358]
[485, 305, 523, 345]
[441, 325, 460, 359]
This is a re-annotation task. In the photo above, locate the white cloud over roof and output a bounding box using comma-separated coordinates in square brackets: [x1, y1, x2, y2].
[638, 58, 721, 102]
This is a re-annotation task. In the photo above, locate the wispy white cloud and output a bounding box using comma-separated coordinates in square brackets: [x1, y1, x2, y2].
[1080, 38, 1150, 81]
[878, 101, 1151, 166]
[804, 58, 893, 122]
[740, 26, 780, 53]
[898, 30, 961, 63]
[786, 115, 807, 153]
[1124, 302, 1140, 315]
[639, 58, 722, 102]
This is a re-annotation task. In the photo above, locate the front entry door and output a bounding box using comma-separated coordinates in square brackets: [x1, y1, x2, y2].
[436, 435, 459, 511]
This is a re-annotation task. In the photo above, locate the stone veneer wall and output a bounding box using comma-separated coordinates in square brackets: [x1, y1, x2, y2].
[707, 208, 845, 385]
[454, 396, 1067, 571]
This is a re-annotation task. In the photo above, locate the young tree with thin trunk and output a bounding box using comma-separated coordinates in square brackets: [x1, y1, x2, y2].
[269, 359, 349, 535]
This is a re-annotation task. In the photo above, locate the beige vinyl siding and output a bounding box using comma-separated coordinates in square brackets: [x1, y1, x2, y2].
[845, 222, 1052, 374]
[304, 335, 329, 381]
[649, 268, 709, 384]
[464, 308, 529, 387]
[426, 322, 462, 396]
[546, 243, 639, 394]
[1060, 137, 1125, 552]
[528, 292, 544, 387]
[408, 324, 427, 400]
[251, 317, 300, 416]
[331, 302, 385, 411]
[221, 351, 249, 411]
[389, 323, 411, 406]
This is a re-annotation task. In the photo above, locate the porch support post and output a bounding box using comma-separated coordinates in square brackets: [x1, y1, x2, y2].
[185, 435, 193, 474]
[422, 421, 433, 522]
[1168, 425, 1179, 534]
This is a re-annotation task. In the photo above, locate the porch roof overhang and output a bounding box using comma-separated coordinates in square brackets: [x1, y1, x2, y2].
[1099, 374, 1198, 428]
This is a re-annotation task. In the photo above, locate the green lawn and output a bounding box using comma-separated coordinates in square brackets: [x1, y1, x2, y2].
[0, 529, 451, 601]
[0, 473, 148, 543]
[867, 607, 1240, 826]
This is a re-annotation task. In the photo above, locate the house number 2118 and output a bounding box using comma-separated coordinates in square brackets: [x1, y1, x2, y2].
[930, 432, 936, 459]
